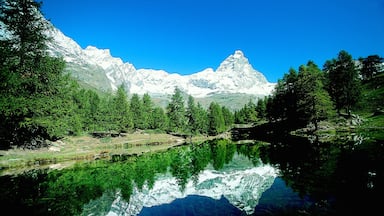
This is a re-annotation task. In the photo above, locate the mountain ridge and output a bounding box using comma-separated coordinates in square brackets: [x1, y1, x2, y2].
[45, 24, 276, 109]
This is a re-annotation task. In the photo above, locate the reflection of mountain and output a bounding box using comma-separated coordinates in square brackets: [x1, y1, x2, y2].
[107, 154, 278, 216]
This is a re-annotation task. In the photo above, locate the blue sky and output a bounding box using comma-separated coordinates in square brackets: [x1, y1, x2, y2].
[42, 0, 384, 82]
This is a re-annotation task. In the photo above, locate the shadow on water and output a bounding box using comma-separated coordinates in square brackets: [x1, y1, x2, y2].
[232, 122, 384, 215]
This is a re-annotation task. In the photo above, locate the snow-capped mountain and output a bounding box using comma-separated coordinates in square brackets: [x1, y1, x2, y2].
[46, 27, 275, 100]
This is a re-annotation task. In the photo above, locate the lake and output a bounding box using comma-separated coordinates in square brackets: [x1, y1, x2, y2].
[0, 131, 383, 215]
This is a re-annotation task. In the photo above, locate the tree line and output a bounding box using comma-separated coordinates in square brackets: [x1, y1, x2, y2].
[0, 0, 234, 150]
[234, 50, 383, 130]
[1, 0, 383, 149]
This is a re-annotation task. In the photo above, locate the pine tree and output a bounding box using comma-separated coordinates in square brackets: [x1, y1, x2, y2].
[296, 61, 333, 130]
[359, 55, 384, 81]
[130, 93, 143, 129]
[166, 87, 187, 133]
[0, 0, 70, 148]
[186, 95, 199, 135]
[142, 93, 153, 129]
[324, 50, 361, 115]
[208, 102, 225, 135]
[113, 85, 133, 132]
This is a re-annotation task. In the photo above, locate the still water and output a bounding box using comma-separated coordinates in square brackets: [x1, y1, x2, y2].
[1, 133, 383, 215]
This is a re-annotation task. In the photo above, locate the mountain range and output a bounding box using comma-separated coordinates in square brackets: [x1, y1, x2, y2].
[46, 23, 275, 110]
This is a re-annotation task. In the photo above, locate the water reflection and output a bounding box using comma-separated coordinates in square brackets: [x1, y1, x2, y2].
[0, 134, 383, 216]
[105, 154, 277, 215]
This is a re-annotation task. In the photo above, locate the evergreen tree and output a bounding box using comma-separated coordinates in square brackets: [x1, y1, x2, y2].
[151, 107, 168, 130]
[0, 0, 70, 148]
[324, 50, 361, 115]
[208, 102, 225, 135]
[296, 61, 333, 130]
[245, 100, 258, 122]
[195, 102, 208, 134]
[166, 87, 187, 133]
[265, 68, 299, 123]
[256, 97, 267, 119]
[359, 55, 384, 81]
[142, 93, 153, 129]
[130, 93, 143, 129]
[186, 95, 198, 134]
[113, 85, 133, 132]
[221, 106, 234, 128]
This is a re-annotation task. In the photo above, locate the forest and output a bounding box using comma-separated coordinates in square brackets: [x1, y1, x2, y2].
[1, 0, 383, 150]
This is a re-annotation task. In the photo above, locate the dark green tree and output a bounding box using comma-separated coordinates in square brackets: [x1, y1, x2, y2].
[208, 102, 225, 135]
[195, 102, 208, 134]
[130, 93, 143, 129]
[359, 55, 384, 81]
[265, 68, 299, 123]
[324, 50, 361, 115]
[186, 95, 198, 134]
[151, 107, 168, 130]
[166, 87, 187, 133]
[256, 97, 267, 119]
[221, 105, 234, 128]
[142, 93, 153, 129]
[296, 61, 333, 130]
[0, 0, 70, 148]
[113, 85, 133, 132]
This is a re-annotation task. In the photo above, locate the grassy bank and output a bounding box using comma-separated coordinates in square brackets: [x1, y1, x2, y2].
[0, 131, 220, 175]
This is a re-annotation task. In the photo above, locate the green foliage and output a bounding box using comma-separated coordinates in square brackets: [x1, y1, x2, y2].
[234, 99, 258, 124]
[130, 93, 143, 129]
[359, 55, 384, 81]
[324, 50, 361, 115]
[142, 93, 153, 129]
[296, 61, 334, 129]
[208, 102, 226, 135]
[113, 85, 133, 132]
[166, 87, 187, 133]
[266, 61, 334, 129]
[0, 0, 72, 148]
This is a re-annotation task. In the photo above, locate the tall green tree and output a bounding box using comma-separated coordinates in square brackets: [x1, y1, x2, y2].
[113, 85, 133, 132]
[296, 61, 333, 130]
[130, 93, 143, 129]
[0, 0, 70, 148]
[186, 95, 198, 134]
[221, 106, 234, 128]
[324, 50, 361, 115]
[151, 107, 168, 130]
[265, 68, 299, 124]
[195, 102, 208, 134]
[256, 97, 267, 119]
[142, 93, 153, 129]
[208, 102, 225, 135]
[166, 87, 187, 133]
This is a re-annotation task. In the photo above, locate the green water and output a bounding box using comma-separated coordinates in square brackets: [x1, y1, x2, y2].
[0, 133, 383, 215]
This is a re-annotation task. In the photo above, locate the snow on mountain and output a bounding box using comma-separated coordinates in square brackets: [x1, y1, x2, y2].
[47, 26, 275, 99]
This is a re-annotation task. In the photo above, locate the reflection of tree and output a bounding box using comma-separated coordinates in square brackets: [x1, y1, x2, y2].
[259, 134, 384, 215]
[237, 142, 263, 166]
[190, 143, 212, 185]
[211, 139, 235, 170]
[170, 149, 191, 192]
[0, 139, 260, 215]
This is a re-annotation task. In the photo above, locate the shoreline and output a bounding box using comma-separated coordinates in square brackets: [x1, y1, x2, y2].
[0, 131, 227, 176]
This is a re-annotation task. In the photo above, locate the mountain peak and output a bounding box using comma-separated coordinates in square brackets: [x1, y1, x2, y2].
[233, 50, 244, 58]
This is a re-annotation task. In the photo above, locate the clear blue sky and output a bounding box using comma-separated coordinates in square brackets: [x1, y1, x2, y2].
[41, 0, 384, 82]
